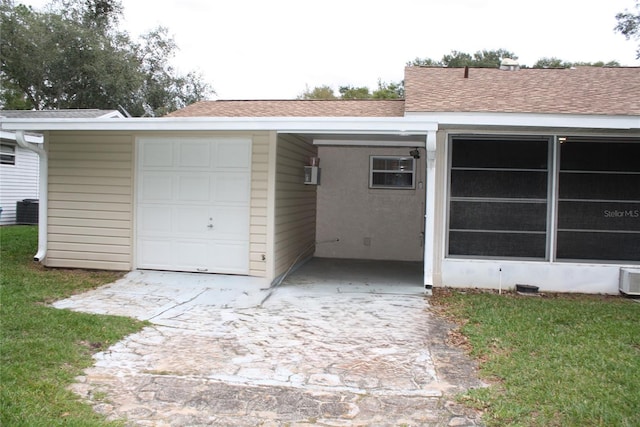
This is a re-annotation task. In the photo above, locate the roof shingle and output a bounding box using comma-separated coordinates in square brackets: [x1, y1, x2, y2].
[0, 109, 122, 119]
[166, 99, 405, 118]
[404, 66, 640, 116]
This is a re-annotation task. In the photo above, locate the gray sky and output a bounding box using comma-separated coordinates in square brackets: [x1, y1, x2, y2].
[20, 0, 640, 100]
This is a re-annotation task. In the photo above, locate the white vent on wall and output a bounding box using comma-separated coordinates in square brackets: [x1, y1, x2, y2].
[619, 268, 640, 296]
[304, 166, 319, 185]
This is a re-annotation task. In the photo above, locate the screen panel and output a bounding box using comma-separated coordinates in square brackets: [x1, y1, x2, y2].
[449, 231, 546, 258]
[447, 136, 550, 259]
[556, 137, 640, 262]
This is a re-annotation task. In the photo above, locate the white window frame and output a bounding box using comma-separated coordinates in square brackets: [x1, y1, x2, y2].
[369, 156, 415, 189]
[0, 143, 16, 166]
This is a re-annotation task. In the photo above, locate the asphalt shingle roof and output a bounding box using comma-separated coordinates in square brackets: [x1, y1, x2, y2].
[404, 66, 640, 116]
[0, 109, 122, 119]
[166, 99, 406, 117]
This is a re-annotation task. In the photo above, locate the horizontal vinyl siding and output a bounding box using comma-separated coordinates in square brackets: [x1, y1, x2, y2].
[0, 144, 39, 225]
[249, 133, 270, 276]
[273, 134, 317, 277]
[46, 133, 133, 271]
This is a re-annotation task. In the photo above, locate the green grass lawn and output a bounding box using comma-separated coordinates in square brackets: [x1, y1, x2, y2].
[0, 226, 146, 426]
[433, 288, 640, 427]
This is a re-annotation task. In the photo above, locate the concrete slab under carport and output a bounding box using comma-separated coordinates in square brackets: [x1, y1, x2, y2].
[280, 257, 425, 295]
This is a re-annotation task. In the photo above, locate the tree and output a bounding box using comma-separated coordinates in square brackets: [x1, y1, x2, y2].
[407, 57, 441, 67]
[615, 0, 640, 59]
[533, 57, 621, 68]
[300, 80, 404, 100]
[0, 0, 212, 116]
[297, 84, 337, 99]
[372, 80, 403, 99]
[408, 49, 518, 68]
[338, 85, 370, 99]
[408, 49, 620, 69]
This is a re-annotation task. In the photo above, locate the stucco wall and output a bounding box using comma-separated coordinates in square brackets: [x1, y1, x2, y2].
[315, 146, 426, 261]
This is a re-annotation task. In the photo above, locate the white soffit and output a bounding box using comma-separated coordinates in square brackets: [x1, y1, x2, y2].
[313, 139, 426, 147]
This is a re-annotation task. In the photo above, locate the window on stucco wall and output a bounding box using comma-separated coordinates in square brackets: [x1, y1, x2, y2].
[369, 156, 415, 189]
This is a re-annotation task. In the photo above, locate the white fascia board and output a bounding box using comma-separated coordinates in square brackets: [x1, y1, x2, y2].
[405, 111, 640, 130]
[1, 116, 439, 134]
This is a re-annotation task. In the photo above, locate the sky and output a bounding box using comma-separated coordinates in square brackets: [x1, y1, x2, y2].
[20, 0, 640, 100]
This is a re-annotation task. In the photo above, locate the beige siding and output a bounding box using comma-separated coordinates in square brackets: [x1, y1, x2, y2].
[46, 133, 134, 270]
[45, 131, 272, 276]
[272, 134, 317, 278]
[249, 133, 270, 277]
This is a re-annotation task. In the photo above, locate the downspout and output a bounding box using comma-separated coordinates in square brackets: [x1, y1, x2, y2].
[15, 130, 47, 262]
[423, 130, 437, 294]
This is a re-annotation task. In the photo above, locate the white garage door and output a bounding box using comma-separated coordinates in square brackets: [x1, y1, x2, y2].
[136, 137, 251, 274]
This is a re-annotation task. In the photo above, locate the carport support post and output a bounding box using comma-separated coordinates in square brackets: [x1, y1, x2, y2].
[423, 130, 437, 294]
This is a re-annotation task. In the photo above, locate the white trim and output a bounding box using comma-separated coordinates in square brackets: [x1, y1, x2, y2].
[1, 117, 440, 133]
[14, 131, 47, 262]
[314, 139, 426, 146]
[423, 130, 437, 289]
[405, 111, 640, 130]
[3, 112, 636, 134]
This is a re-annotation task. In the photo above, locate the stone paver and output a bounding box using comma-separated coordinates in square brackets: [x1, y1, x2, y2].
[54, 271, 485, 426]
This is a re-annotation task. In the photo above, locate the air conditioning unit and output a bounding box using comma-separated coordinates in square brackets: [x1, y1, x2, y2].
[304, 166, 320, 185]
[619, 268, 640, 296]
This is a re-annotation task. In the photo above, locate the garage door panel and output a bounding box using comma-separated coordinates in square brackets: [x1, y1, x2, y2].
[177, 174, 211, 202]
[209, 242, 249, 273]
[138, 206, 172, 233]
[179, 141, 211, 168]
[141, 141, 173, 167]
[174, 206, 210, 234]
[215, 173, 251, 203]
[138, 238, 172, 267]
[137, 137, 251, 274]
[140, 173, 173, 201]
[174, 240, 209, 269]
[213, 207, 249, 240]
[216, 141, 251, 169]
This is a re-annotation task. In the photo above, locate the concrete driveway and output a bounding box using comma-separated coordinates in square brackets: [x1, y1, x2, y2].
[54, 265, 484, 426]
